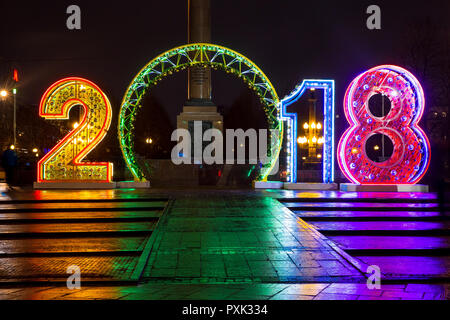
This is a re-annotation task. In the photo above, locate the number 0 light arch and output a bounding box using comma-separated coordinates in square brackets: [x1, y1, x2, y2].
[38, 78, 113, 183]
[119, 43, 282, 182]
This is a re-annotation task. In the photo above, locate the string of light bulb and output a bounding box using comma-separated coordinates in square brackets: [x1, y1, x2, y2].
[297, 122, 324, 146]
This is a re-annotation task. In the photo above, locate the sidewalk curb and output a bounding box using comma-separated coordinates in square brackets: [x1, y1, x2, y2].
[131, 199, 175, 281]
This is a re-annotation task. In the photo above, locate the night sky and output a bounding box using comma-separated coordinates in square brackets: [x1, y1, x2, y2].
[1, 0, 449, 126]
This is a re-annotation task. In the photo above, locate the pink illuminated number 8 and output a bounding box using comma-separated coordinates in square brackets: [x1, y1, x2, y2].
[337, 65, 430, 185]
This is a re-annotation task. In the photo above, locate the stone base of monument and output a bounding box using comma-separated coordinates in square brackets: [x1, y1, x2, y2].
[283, 183, 338, 190]
[253, 181, 284, 189]
[177, 106, 224, 132]
[116, 181, 151, 189]
[33, 182, 117, 190]
[340, 183, 429, 192]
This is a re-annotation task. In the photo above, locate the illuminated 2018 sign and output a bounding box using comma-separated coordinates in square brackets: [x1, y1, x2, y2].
[37, 78, 113, 183]
[36, 48, 430, 187]
[337, 65, 430, 184]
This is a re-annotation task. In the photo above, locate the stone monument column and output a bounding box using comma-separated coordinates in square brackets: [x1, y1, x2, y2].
[188, 0, 212, 102]
[177, 0, 223, 133]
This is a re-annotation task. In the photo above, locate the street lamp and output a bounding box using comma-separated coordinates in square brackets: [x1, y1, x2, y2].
[297, 136, 307, 145]
[13, 89, 16, 147]
[299, 120, 324, 163]
[1, 88, 17, 146]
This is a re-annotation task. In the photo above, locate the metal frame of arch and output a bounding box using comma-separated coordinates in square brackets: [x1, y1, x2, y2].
[118, 43, 283, 182]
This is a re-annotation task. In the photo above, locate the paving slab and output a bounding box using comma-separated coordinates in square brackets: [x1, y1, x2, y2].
[1, 282, 441, 300]
[0, 188, 447, 300]
[0, 237, 146, 254]
[0, 222, 157, 234]
[142, 194, 365, 283]
[0, 201, 166, 212]
[0, 211, 162, 221]
[0, 256, 139, 280]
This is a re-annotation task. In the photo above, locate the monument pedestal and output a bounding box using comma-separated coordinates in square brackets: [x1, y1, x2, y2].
[284, 183, 338, 190]
[177, 106, 223, 132]
[116, 181, 151, 189]
[340, 183, 429, 192]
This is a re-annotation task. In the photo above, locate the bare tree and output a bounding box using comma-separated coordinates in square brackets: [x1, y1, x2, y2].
[400, 18, 450, 183]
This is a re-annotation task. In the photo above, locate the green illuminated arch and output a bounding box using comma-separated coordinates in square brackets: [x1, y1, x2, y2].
[118, 43, 282, 182]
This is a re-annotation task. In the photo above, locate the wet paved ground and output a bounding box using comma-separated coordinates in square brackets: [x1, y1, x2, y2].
[0, 188, 448, 299]
[0, 190, 167, 283]
[1, 283, 448, 300]
[142, 195, 363, 282]
[279, 190, 450, 281]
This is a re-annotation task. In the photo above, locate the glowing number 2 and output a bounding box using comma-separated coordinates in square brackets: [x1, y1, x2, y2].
[37, 78, 113, 182]
[337, 65, 430, 184]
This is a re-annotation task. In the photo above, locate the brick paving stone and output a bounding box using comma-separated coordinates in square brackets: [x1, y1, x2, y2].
[322, 283, 383, 296]
[307, 251, 339, 260]
[0, 194, 169, 283]
[0, 256, 139, 280]
[297, 268, 330, 277]
[0, 288, 29, 300]
[0, 237, 145, 254]
[201, 268, 227, 278]
[232, 285, 287, 298]
[423, 292, 445, 300]
[358, 295, 401, 300]
[271, 260, 299, 268]
[289, 256, 322, 268]
[61, 288, 132, 300]
[176, 268, 201, 277]
[326, 267, 362, 276]
[381, 291, 424, 299]
[0, 282, 447, 300]
[370, 284, 407, 290]
[226, 267, 252, 278]
[0, 222, 156, 234]
[1, 189, 445, 300]
[405, 284, 447, 293]
[229, 294, 275, 300]
[186, 287, 241, 299]
[149, 268, 177, 278]
[278, 283, 329, 296]
[0, 201, 166, 211]
[314, 292, 361, 300]
[318, 260, 346, 268]
[270, 294, 314, 300]
[152, 254, 178, 269]
[274, 267, 302, 277]
[0, 210, 162, 221]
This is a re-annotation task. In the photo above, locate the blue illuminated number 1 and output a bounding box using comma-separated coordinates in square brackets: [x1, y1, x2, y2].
[279, 80, 335, 183]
